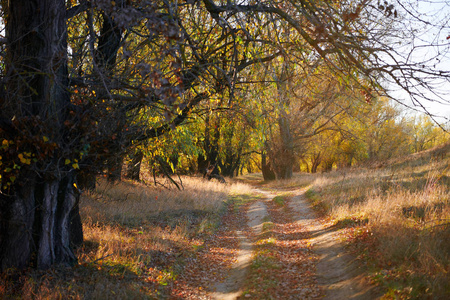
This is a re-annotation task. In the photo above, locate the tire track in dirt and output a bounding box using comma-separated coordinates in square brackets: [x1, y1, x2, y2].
[211, 187, 380, 300]
[289, 188, 381, 300]
[211, 190, 273, 300]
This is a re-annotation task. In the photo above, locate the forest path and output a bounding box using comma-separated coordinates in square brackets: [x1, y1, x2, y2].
[208, 187, 380, 300]
[288, 188, 381, 299]
[211, 190, 273, 299]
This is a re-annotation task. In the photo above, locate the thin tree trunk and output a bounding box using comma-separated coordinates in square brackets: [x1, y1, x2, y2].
[198, 113, 210, 174]
[97, 1, 126, 183]
[78, 169, 96, 191]
[107, 155, 124, 182]
[311, 153, 321, 173]
[261, 152, 276, 181]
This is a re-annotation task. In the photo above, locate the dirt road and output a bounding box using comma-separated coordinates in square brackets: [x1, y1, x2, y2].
[208, 188, 379, 300]
[289, 189, 380, 299]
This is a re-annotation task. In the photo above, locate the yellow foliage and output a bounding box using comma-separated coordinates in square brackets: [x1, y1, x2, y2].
[2, 139, 11, 147]
[18, 153, 31, 165]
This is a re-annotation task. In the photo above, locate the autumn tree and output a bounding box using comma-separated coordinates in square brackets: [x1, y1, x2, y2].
[0, 0, 186, 270]
[1, 0, 450, 272]
[406, 114, 449, 153]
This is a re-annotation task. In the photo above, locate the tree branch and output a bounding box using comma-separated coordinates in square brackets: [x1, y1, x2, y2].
[66, 1, 90, 19]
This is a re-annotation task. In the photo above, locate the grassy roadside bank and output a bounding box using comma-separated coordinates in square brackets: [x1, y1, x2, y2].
[239, 143, 448, 299]
[302, 145, 450, 299]
[0, 176, 252, 299]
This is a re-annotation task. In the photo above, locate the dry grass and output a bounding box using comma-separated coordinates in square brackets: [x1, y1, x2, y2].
[302, 143, 450, 299]
[241, 172, 317, 190]
[1, 175, 253, 299]
[81, 176, 252, 226]
[1, 143, 448, 299]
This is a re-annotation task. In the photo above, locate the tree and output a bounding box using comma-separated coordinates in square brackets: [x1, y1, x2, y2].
[361, 98, 410, 161]
[1, 0, 450, 271]
[0, 0, 79, 270]
[0, 0, 185, 270]
[407, 114, 447, 153]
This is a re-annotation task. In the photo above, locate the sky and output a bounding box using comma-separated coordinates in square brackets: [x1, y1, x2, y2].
[389, 0, 450, 125]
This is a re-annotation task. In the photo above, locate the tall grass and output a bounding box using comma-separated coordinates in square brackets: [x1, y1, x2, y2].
[1, 175, 253, 299]
[302, 143, 450, 298]
[81, 176, 252, 226]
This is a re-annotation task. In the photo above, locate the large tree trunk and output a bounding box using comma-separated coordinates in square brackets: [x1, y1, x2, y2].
[125, 150, 144, 181]
[0, 175, 36, 270]
[0, 0, 79, 271]
[1, 174, 79, 270]
[261, 152, 276, 181]
[273, 64, 295, 179]
[37, 175, 78, 268]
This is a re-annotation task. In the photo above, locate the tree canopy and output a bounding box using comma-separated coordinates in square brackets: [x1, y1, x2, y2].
[0, 0, 449, 271]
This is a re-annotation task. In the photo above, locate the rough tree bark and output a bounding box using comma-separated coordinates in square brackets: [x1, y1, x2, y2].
[274, 64, 295, 179]
[125, 150, 144, 181]
[0, 0, 79, 271]
[261, 151, 276, 181]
